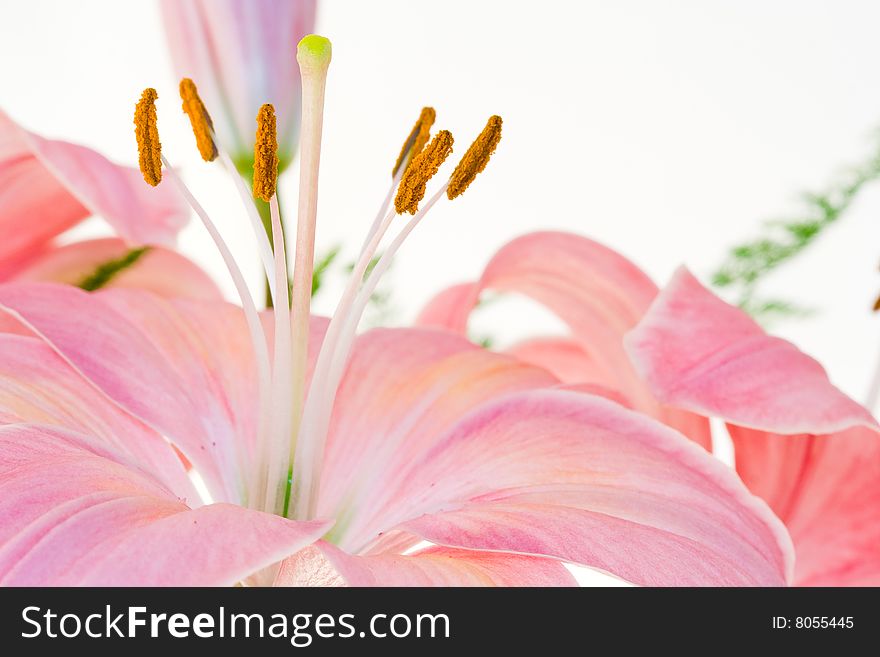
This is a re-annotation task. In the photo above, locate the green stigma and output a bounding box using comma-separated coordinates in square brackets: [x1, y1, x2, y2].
[297, 34, 332, 71]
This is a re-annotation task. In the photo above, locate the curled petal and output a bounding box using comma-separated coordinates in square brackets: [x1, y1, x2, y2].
[417, 232, 711, 448]
[625, 267, 877, 434]
[0, 111, 188, 275]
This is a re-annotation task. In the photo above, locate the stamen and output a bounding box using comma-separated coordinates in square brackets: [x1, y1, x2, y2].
[216, 148, 278, 305]
[359, 108, 437, 252]
[179, 78, 218, 162]
[394, 130, 454, 215]
[160, 155, 272, 505]
[262, 195, 293, 516]
[447, 115, 502, 199]
[391, 107, 436, 177]
[253, 104, 279, 202]
[293, 185, 448, 521]
[873, 293, 880, 312]
[134, 88, 162, 186]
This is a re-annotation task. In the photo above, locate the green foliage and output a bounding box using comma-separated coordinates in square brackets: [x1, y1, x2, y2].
[77, 247, 151, 291]
[712, 138, 880, 321]
[311, 245, 341, 297]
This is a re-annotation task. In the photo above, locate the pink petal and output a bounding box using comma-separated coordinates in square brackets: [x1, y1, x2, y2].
[508, 337, 605, 384]
[160, 0, 316, 160]
[9, 237, 222, 299]
[415, 282, 480, 333]
[625, 267, 877, 434]
[417, 232, 711, 448]
[0, 111, 188, 272]
[626, 267, 880, 585]
[393, 392, 794, 586]
[0, 283, 258, 503]
[0, 423, 328, 586]
[0, 333, 193, 499]
[324, 379, 792, 585]
[317, 328, 558, 537]
[0, 148, 83, 269]
[276, 541, 576, 587]
[730, 426, 880, 586]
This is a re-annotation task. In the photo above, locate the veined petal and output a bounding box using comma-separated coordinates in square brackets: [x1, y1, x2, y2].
[348, 390, 792, 586]
[0, 284, 256, 503]
[0, 333, 194, 500]
[9, 238, 222, 299]
[0, 110, 188, 273]
[316, 328, 558, 537]
[417, 232, 711, 448]
[626, 267, 880, 585]
[730, 426, 880, 586]
[277, 541, 576, 587]
[625, 267, 877, 434]
[0, 423, 329, 586]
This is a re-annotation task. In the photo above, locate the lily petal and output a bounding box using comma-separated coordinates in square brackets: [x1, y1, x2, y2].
[0, 111, 188, 273]
[0, 333, 194, 499]
[417, 232, 711, 448]
[393, 391, 794, 586]
[625, 267, 877, 434]
[277, 541, 576, 587]
[9, 238, 222, 299]
[508, 337, 605, 384]
[160, 0, 316, 165]
[626, 267, 880, 585]
[317, 328, 558, 537]
[324, 377, 792, 586]
[0, 423, 329, 586]
[0, 284, 257, 503]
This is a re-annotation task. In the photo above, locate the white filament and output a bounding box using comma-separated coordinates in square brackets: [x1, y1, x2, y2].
[262, 196, 294, 515]
[161, 156, 271, 505]
[215, 148, 277, 305]
[292, 184, 448, 519]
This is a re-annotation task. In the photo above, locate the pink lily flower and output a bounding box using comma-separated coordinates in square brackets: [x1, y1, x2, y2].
[0, 110, 203, 295]
[160, 0, 317, 171]
[0, 36, 793, 587]
[418, 232, 880, 585]
[0, 283, 792, 586]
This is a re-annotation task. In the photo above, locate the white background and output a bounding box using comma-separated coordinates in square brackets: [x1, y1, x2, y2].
[2, 0, 880, 586]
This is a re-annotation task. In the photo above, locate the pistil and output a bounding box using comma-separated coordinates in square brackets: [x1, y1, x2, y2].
[287, 35, 332, 507]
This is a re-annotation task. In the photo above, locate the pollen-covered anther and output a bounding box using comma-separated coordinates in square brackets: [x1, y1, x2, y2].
[134, 88, 162, 186]
[253, 104, 279, 202]
[392, 107, 436, 177]
[394, 130, 454, 215]
[179, 78, 218, 162]
[873, 292, 880, 312]
[447, 115, 502, 200]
